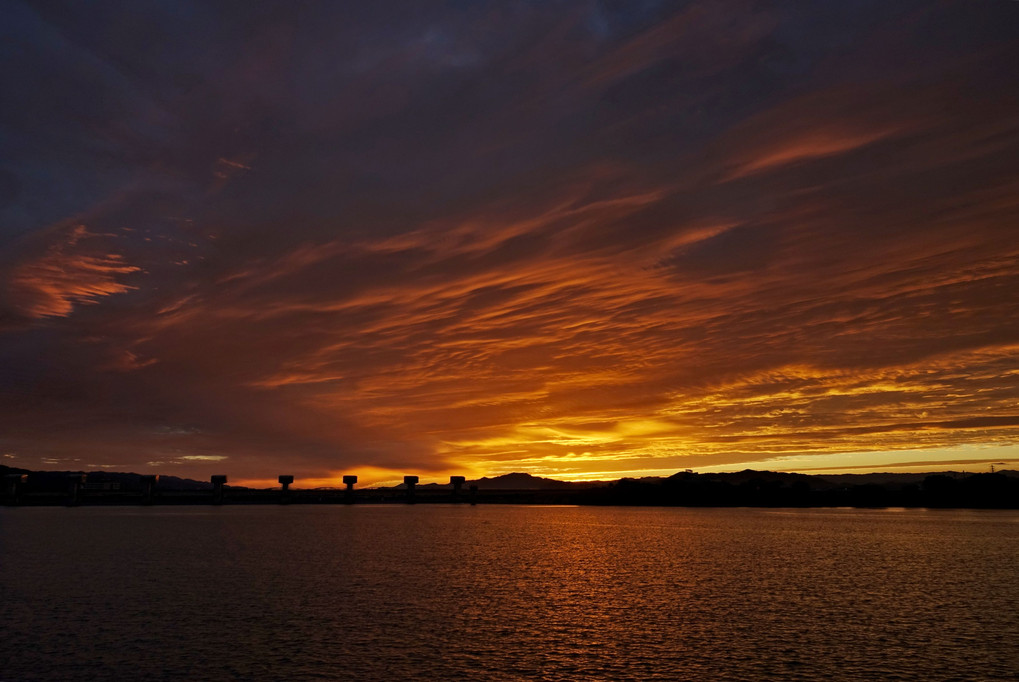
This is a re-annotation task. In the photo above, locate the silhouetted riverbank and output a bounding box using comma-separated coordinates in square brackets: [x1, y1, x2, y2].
[4, 465, 1017, 509]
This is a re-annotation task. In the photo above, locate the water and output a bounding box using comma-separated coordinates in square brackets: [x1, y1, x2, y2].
[1, 506, 1017, 681]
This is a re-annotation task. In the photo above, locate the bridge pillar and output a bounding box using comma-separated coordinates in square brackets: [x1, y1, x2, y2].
[278, 475, 294, 504]
[404, 475, 419, 504]
[343, 475, 358, 503]
[211, 475, 228, 505]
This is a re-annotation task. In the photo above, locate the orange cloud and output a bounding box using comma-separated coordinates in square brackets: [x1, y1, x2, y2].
[725, 128, 897, 180]
[148, 160, 1015, 481]
[9, 225, 140, 319]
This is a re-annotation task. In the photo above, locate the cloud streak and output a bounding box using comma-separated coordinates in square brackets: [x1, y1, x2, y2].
[7, 225, 139, 319]
[1, 0, 1017, 481]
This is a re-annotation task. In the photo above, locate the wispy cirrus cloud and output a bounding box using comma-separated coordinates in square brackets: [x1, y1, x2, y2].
[7, 225, 139, 319]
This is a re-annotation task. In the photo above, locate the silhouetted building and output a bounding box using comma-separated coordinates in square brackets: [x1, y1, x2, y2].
[278, 475, 294, 503]
[211, 475, 228, 504]
[343, 475, 357, 503]
[404, 475, 419, 503]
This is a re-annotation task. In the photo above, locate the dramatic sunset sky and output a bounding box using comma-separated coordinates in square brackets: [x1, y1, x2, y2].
[1, 1, 1018, 486]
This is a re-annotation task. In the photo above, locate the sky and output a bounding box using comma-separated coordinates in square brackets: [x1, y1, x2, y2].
[1, 0, 1018, 487]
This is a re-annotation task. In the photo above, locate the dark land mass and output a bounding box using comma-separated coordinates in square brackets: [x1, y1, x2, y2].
[414, 472, 601, 491]
[3, 464, 1017, 509]
[0, 465, 211, 491]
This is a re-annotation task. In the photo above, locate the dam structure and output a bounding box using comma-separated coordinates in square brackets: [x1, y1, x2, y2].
[0, 472, 562, 506]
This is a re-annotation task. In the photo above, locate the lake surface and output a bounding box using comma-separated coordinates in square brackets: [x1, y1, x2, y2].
[1, 506, 1017, 681]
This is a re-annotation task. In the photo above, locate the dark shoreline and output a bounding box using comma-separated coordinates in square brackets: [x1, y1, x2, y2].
[5, 465, 1018, 509]
[4, 480, 1018, 510]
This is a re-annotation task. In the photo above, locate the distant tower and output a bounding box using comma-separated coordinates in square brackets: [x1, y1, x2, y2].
[404, 475, 419, 504]
[450, 476, 466, 501]
[141, 475, 159, 505]
[342, 475, 358, 503]
[67, 473, 86, 506]
[278, 475, 294, 504]
[4, 474, 27, 506]
[211, 475, 228, 505]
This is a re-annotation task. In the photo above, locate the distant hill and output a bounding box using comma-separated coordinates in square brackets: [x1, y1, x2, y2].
[813, 472, 950, 488]
[1, 465, 212, 491]
[470, 472, 581, 490]
[404, 472, 580, 490]
[673, 469, 819, 487]
[810, 469, 1017, 489]
[659, 468, 1018, 491]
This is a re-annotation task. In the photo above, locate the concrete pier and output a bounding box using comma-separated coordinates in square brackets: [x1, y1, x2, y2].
[404, 475, 419, 504]
[450, 475, 466, 501]
[278, 475, 294, 504]
[211, 475, 228, 505]
[343, 475, 357, 503]
[67, 474, 86, 506]
[4, 474, 27, 506]
[141, 475, 159, 505]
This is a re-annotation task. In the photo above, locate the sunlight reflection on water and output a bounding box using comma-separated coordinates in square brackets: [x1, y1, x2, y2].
[1, 505, 1017, 680]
